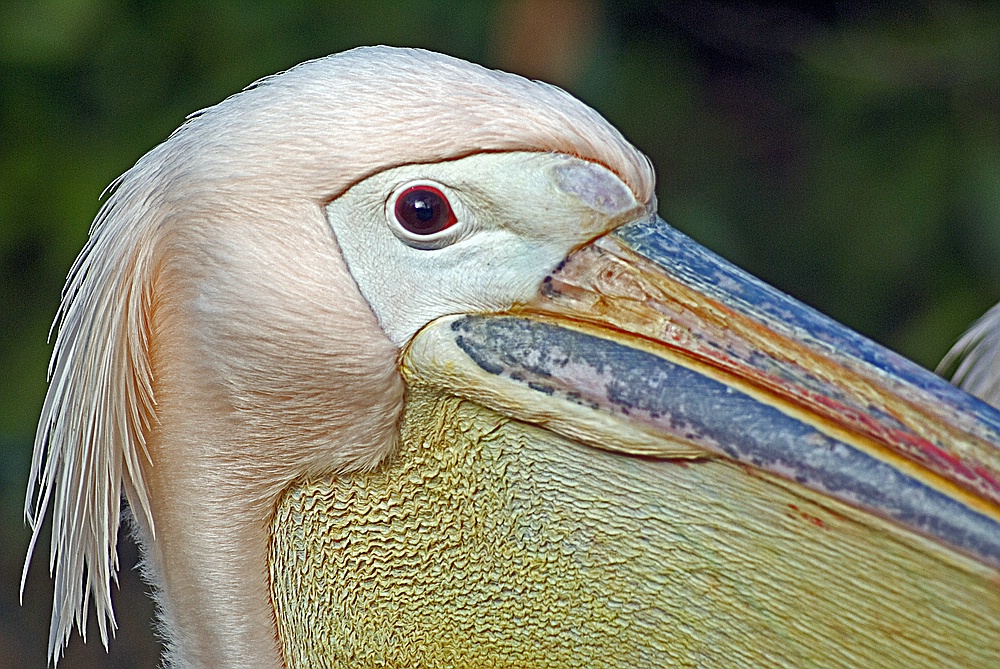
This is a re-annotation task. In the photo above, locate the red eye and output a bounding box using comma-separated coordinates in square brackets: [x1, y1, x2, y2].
[394, 185, 457, 236]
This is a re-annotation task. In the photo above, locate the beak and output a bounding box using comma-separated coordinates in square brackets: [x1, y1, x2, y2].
[270, 211, 1000, 666]
[404, 212, 1000, 571]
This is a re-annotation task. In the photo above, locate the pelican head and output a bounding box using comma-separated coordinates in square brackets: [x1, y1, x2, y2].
[24, 47, 1000, 668]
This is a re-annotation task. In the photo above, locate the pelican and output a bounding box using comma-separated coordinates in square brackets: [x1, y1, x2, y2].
[23, 46, 1000, 668]
[942, 304, 1000, 408]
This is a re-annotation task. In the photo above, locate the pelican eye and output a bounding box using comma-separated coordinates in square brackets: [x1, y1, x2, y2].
[393, 185, 457, 236]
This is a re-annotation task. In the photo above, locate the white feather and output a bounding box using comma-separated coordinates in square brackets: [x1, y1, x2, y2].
[940, 301, 1000, 408]
[23, 160, 158, 660]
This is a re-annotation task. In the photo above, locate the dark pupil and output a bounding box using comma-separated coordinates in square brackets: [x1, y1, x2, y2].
[399, 189, 444, 233]
[413, 198, 435, 222]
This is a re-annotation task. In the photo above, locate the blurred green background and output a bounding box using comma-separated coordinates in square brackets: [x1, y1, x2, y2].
[2, 1, 998, 666]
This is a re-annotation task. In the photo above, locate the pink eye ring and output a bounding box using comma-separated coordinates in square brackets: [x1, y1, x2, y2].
[393, 185, 457, 236]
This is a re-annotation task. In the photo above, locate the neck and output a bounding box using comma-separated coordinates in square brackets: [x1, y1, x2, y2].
[132, 208, 404, 668]
[138, 426, 282, 668]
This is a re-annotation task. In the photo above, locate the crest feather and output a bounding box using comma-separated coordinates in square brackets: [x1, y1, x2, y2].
[23, 164, 159, 663]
